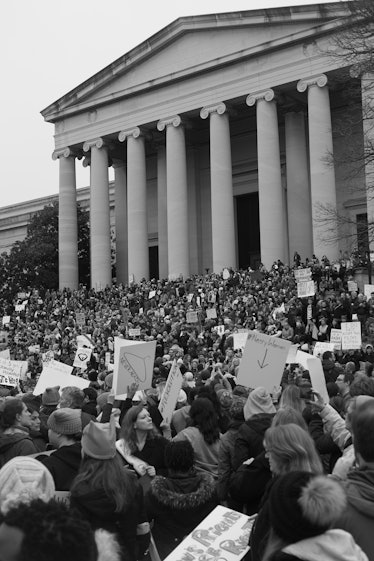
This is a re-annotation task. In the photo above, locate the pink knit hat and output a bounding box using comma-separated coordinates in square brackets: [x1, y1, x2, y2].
[82, 419, 116, 460]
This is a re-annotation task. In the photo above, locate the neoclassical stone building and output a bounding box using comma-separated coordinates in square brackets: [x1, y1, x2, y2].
[41, 1, 371, 290]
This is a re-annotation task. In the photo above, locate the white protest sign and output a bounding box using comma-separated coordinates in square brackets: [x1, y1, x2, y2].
[206, 308, 217, 320]
[113, 338, 156, 398]
[236, 331, 291, 391]
[42, 360, 73, 377]
[10, 360, 28, 381]
[15, 304, 25, 313]
[330, 328, 342, 351]
[148, 290, 156, 299]
[296, 350, 329, 404]
[364, 284, 374, 300]
[313, 342, 335, 358]
[285, 344, 299, 364]
[42, 350, 55, 364]
[73, 347, 92, 370]
[33, 370, 89, 395]
[2, 317, 10, 326]
[233, 331, 249, 351]
[215, 325, 225, 337]
[0, 357, 20, 387]
[294, 268, 312, 281]
[128, 328, 141, 337]
[28, 345, 40, 354]
[164, 505, 253, 561]
[222, 268, 230, 280]
[158, 360, 183, 424]
[186, 311, 198, 324]
[341, 322, 362, 350]
[297, 281, 315, 298]
[76, 334, 94, 349]
[75, 312, 86, 326]
[347, 280, 358, 293]
[187, 293, 194, 303]
[105, 352, 111, 366]
[0, 349, 10, 360]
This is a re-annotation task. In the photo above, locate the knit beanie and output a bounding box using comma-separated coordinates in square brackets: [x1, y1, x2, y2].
[81, 419, 116, 460]
[97, 392, 110, 412]
[42, 386, 60, 406]
[0, 457, 55, 514]
[216, 389, 233, 410]
[269, 471, 347, 544]
[47, 408, 82, 435]
[229, 396, 246, 420]
[243, 387, 276, 420]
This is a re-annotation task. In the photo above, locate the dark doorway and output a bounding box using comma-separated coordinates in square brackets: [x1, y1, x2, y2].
[236, 193, 261, 269]
[149, 246, 159, 279]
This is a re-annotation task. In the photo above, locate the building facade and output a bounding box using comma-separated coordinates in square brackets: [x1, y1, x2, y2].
[40, 2, 372, 290]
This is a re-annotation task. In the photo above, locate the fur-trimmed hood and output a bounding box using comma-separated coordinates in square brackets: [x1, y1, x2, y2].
[95, 529, 121, 561]
[150, 472, 215, 510]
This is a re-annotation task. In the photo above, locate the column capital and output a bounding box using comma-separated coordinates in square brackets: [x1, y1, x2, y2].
[118, 127, 142, 142]
[246, 89, 275, 107]
[157, 115, 182, 131]
[52, 147, 73, 160]
[297, 74, 328, 93]
[83, 137, 107, 152]
[200, 102, 227, 120]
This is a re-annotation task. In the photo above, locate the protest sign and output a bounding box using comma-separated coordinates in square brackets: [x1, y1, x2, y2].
[364, 284, 374, 300]
[148, 290, 156, 299]
[128, 328, 141, 337]
[28, 345, 40, 354]
[2, 317, 10, 326]
[233, 331, 249, 351]
[236, 331, 291, 391]
[206, 308, 217, 320]
[313, 342, 335, 358]
[297, 281, 315, 298]
[187, 293, 194, 303]
[347, 280, 358, 293]
[296, 350, 329, 403]
[15, 304, 25, 313]
[330, 328, 342, 351]
[0, 331, 8, 350]
[294, 268, 312, 281]
[164, 505, 253, 561]
[0, 349, 10, 360]
[113, 338, 156, 398]
[10, 360, 28, 381]
[42, 350, 55, 364]
[186, 311, 198, 324]
[158, 360, 183, 424]
[215, 325, 225, 337]
[73, 347, 92, 370]
[76, 334, 94, 349]
[76, 312, 86, 326]
[285, 344, 299, 364]
[341, 322, 362, 350]
[33, 360, 88, 396]
[105, 352, 111, 366]
[222, 268, 230, 280]
[0, 357, 20, 387]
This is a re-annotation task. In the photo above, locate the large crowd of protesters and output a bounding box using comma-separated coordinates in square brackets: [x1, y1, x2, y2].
[0, 252, 374, 560]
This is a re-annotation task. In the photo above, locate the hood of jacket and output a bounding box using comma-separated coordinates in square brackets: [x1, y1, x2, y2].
[345, 467, 374, 518]
[244, 413, 273, 436]
[283, 529, 368, 561]
[150, 472, 215, 510]
[0, 432, 31, 455]
[48, 442, 82, 471]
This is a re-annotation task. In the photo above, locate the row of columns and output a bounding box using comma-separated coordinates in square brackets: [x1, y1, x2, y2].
[54, 73, 338, 290]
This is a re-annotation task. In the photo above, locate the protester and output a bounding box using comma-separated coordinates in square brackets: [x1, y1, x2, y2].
[0, 399, 38, 466]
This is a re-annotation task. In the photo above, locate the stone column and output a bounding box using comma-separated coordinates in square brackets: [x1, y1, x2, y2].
[113, 161, 128, 285]
[52, 148, 78, 290]
[157, 145, 168, 279]
[118, 128, 149, 282]
[157, 116, 189, 280]
[200, 102, 236, 272]
[297, 74, 339, 260]
[285, 111, 313, 261]
[361, 72, 374, 258]
[83, 138, 112, 290]
[246, 89, 285, 267]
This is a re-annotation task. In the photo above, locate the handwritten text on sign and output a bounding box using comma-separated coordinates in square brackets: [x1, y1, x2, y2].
[341, 322, 362, 350]
[158, 360, 183, 424]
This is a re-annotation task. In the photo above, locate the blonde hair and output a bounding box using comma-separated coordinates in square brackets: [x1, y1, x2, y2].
[279, 385, 304, 414]
[264, 424, 323, 475]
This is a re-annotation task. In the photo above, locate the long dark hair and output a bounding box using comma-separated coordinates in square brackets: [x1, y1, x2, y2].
[120, 404, 158, 454]
[71, 455, 133, 513]
[189, 397, 220, 444]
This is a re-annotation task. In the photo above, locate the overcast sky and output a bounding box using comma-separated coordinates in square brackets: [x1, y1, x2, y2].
[1, 0, 336, 208]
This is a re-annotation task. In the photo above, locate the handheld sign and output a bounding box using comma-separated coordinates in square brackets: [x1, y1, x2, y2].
[186, 311, 198, 324]
[364, 284, 374, 300]
[297, 281, 315, 298]
[33, 360, 89, 395]
[76, 334, 94, 349]
[236, 331, 291, 391]
[73, 347, 92, 370]
[347, 280, 358, 293]
[233, 331, 249, 351]
[0, 357, 20, 387]
[158, 360, 183, 424]
[75, 312, 86, 327]
[330, 328, 342, 351]
[313, 342, 335, 358]
[296, 350, 329, 404]
[113, 337, 156, 398]
[341, 322, 362, 350]
[206, 308, 217, 320]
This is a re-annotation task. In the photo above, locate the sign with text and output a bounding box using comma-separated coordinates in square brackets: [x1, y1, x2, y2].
[297, 281, 315, 298]
[28, 345, 40, 355]
[128, 328, 141, 338]
[2, 317, 10, 326]
[164, 505, 253, 561]
[206, 308, 217, 320]
[330, 328, 342, 351]
[73, 347, 92, 370]
[347, 280, 358, 293]
[76, 334, 94, 349]
[0, 349, 10, 360]
[113, 337, 156, 398]
[33, 370, 89, 396]
[364, 284, 374, 300]
[75, 312, 86, 326]
[294, 268, 312, 281]
[296, 350, 329, 403]
[236, 331, 291, 391]
[186, 311, 198, 324]
[0, 357, 20, 387]
[313, 342, 335, 358]
[233, 331, 249, 351]
[341, 322, 362, 350]
[158, 360, 183, 424]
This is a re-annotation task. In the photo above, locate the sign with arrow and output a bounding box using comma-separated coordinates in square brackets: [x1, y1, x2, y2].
[236, 331, 291, 392]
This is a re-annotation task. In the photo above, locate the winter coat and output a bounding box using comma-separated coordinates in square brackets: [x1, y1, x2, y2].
[173, 427, 221, 478]
[36, 442, 82, 491]
[0, 429, 38, 467]
[269, 529, 368, 561]
[217, 419, 244, 502]
[70, 470, 149, 561]
[145, 471, 217, 559]
[247, 477, 275, 561]
[133, 436, 169, 476]
[229, 451, 272, 515]
[233, 413, 274, 470]
[336, 467, 374, 560]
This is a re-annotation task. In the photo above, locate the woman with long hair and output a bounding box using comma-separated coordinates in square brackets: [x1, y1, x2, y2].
[70, 419, 150, 561]
[118, 404, 169, 476]
[249, 423, 323, 561]
[173, 397, 221, 478]
[278, 385, 305, 415]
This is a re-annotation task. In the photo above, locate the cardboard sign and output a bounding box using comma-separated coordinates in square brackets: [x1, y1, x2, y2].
[313, 342, 335, 358]
[0, 357, 20, 387]
[294, 268, 312, 282]
[113, 338, 156, 398]
[158, 360, 183, 424]
[2, 317, 10, 326]
[128, 328, 141, 337]
[233, 331, 249, 351]
[76, 312, 86, 326]
[285, 344, 299, 364]
[341, 322, 362, 350]
[33, 360, 88, 396]
[206, 308, 217, 320]
[297, 281, 315, 298]
[296, 350, 329, 404]
[236, 331, 291, 391]
[73, 347, 92, 370]
[186, 311, 198, 324]
[76, 334, 94, 349]
[347, 280, 358, 293]
[330, 328, 342, 351]
[364, 284, 374, 300]
[10, 360, 28, 381]
[164, 505, 253, 561]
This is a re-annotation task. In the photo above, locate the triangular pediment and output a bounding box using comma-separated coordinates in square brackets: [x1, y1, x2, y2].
[42, 2, 351, 121]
